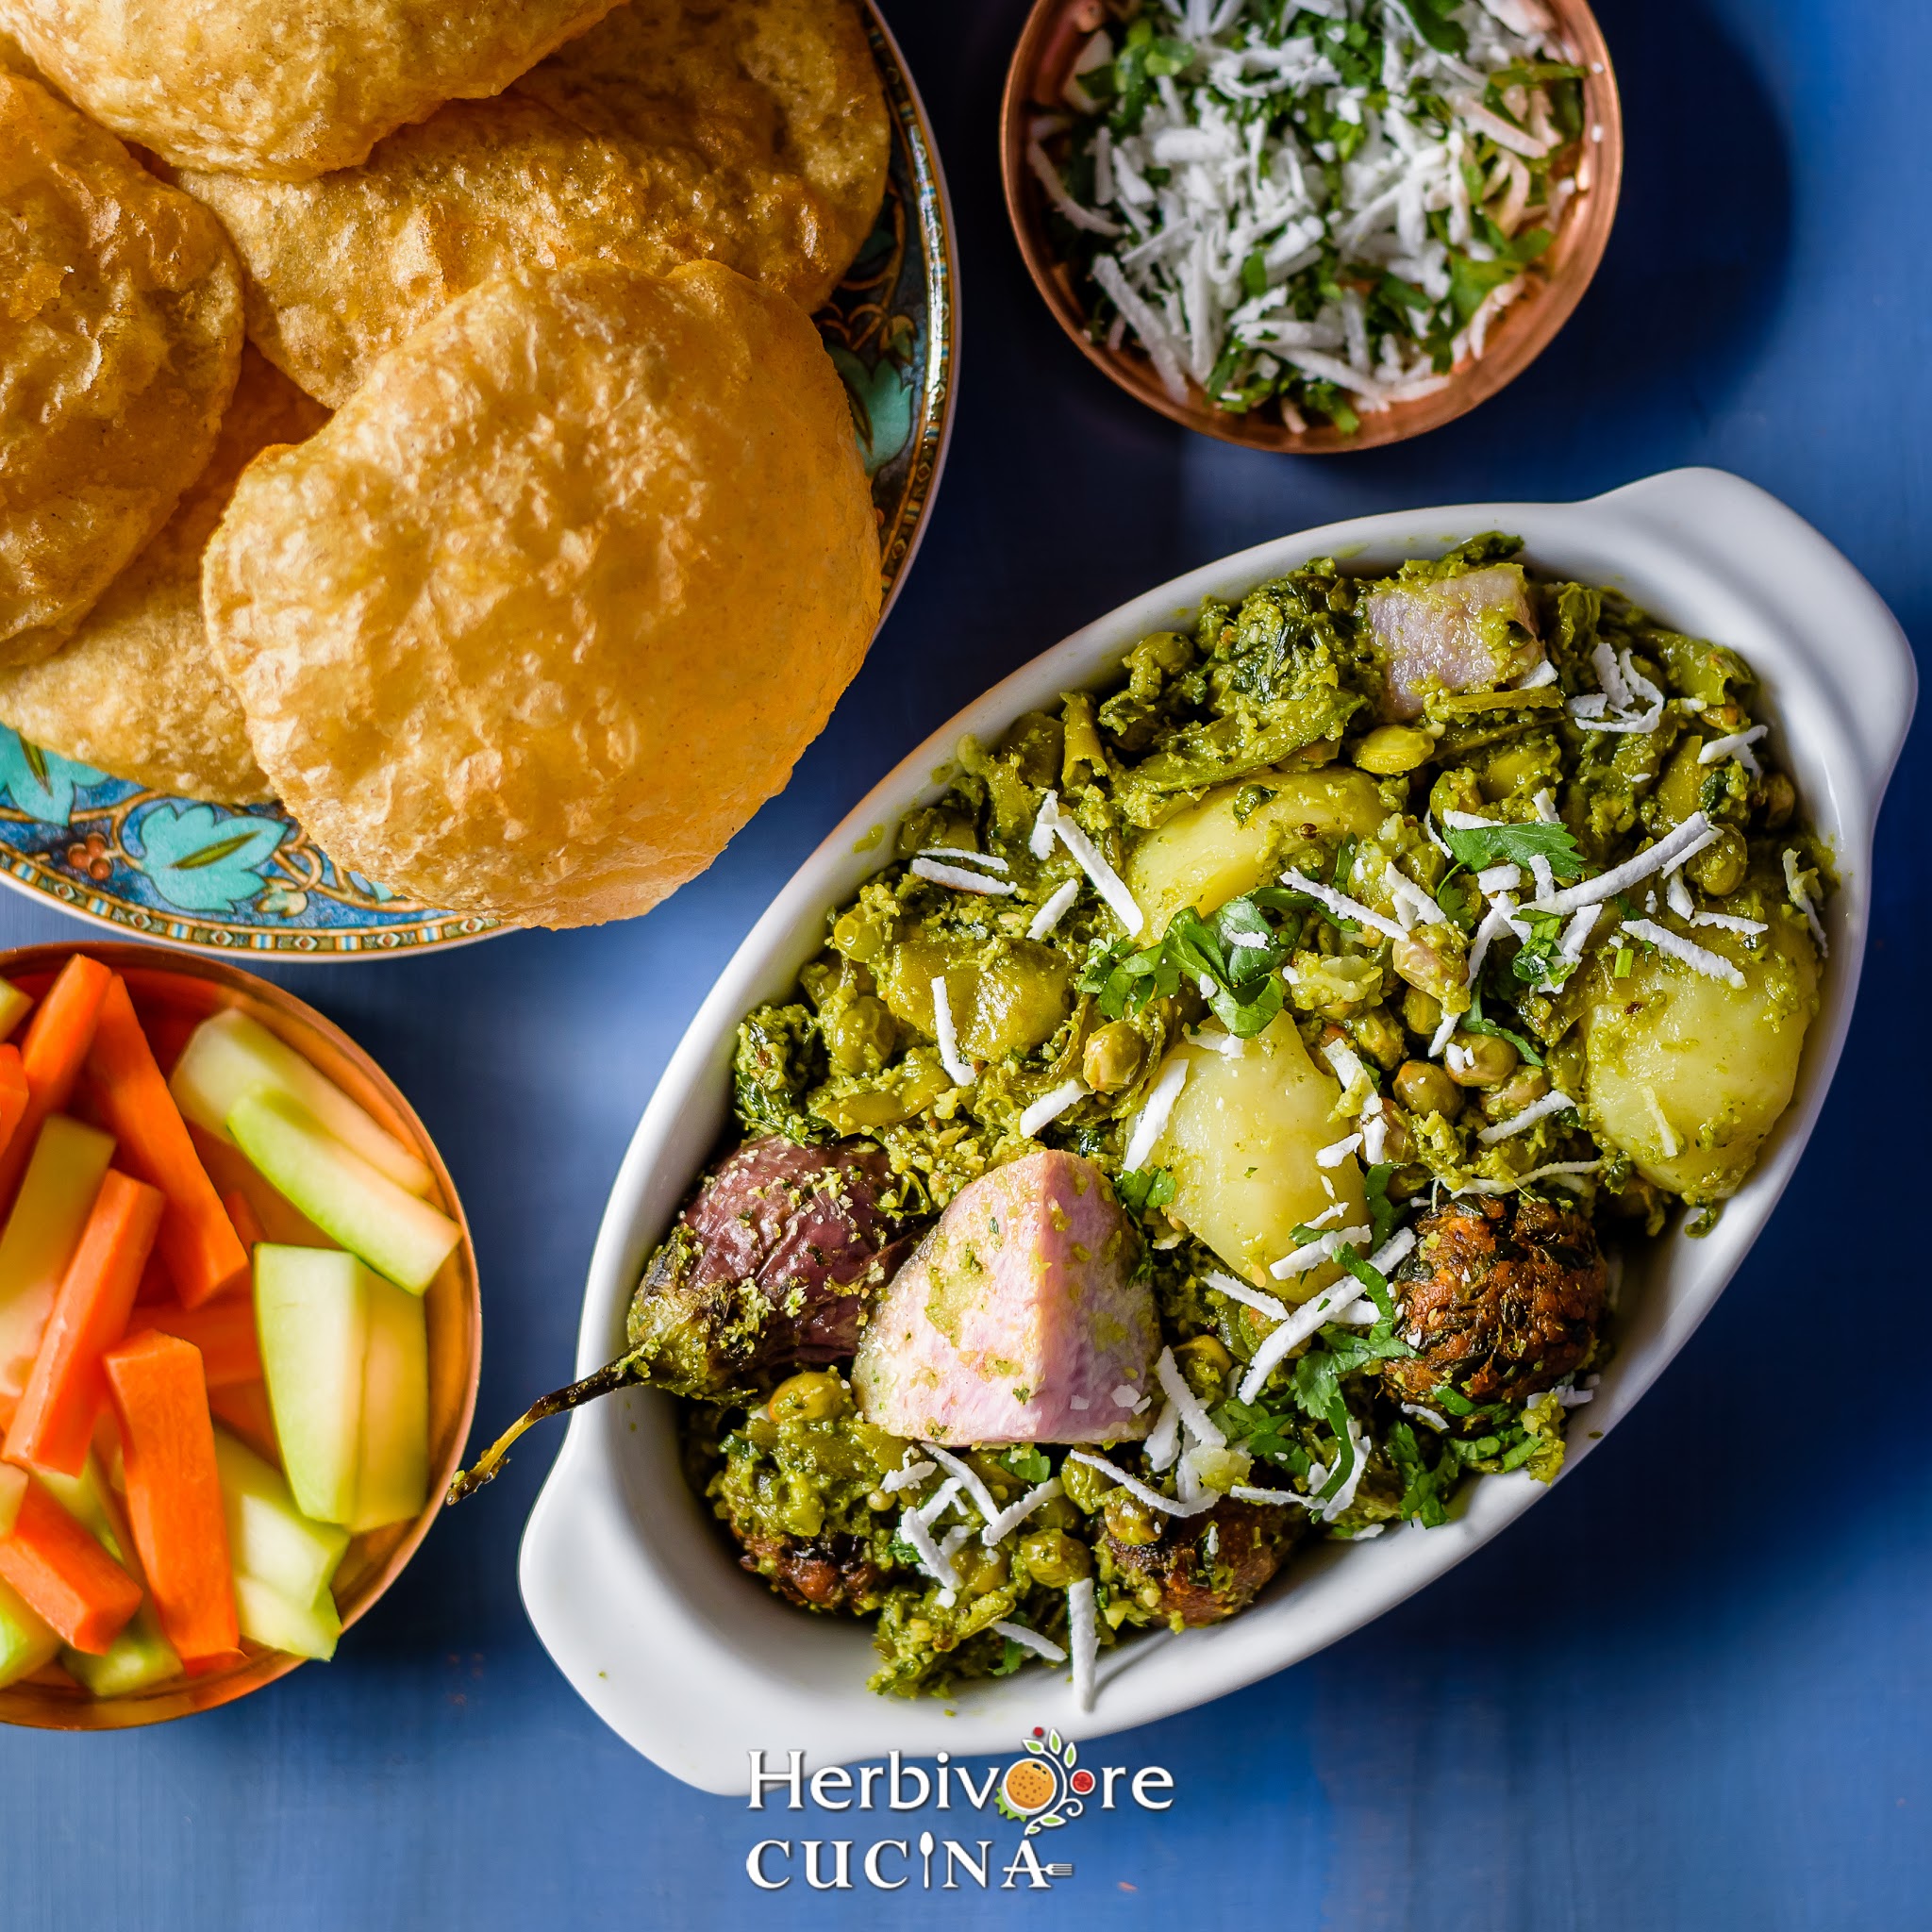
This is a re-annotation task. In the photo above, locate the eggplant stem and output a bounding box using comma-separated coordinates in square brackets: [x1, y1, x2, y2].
[445, 1354, 644, 1504]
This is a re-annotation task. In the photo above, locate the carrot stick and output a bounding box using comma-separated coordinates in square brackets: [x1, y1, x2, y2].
[5, 1172, 164, 1476]
[102, 1331, 237, 1661]
[134, 1251, 175, 1306]
[207, 1380, 279, 1467]
[0, 955, 112, 1216]
[0, 1046, 27, 1164]
[127, 1296, 261, 1390]
[223, 1190, 266, 1256]
[85, 977, 247, 1308]
[0, 1470, 142, 1652]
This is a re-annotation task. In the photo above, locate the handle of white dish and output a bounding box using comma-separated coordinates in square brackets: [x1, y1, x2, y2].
[1591, 468, 1919, 786]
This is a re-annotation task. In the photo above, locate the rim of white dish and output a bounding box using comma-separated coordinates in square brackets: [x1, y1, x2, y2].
[519, 468, 1916, 1794]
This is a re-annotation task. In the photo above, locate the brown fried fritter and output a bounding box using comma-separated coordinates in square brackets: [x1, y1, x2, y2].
[1383, 1194, 1607, 1406]
[177, 0, 890, 406]
[203, 259, 881, 929]
[1098, 1498, 1303, 1627]
[734, 1528, 887, 1612]
[0, 346, 325, 801]
[0, 75, 242, 664]
[0, 0, 621, 179]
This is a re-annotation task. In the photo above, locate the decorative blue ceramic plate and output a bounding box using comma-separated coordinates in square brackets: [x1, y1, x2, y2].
[0, 6, 956, 961]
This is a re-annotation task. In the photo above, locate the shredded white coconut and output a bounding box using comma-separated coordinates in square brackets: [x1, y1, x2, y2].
[1068, 1579, 1098, 1710]
[930, 974, 976, 1086]
[879, 1455, 937, 1495]
[1066, 1450, 1212, 1518]
[1144, 1399, 1181, 1473]
[1529, 812, 1714, 915]
[1783, 847, 1829, 954]
[1124, 1054, 1190, 1170]
[1282, 866, 1407, 942]
[1033, 791, 1144, 934]
[1698, 724, 1767, 774]
[1025, 876, 1083, 941]
[1206, 1270, 1292, 1323]
[910, 858, 1017, 897]
[1691, 910, 1767, 938]
[918, 846, 1009, 872]
[1019, 1077, 1089, 1139]
[1457, 1158, 1602, 1196]
[1156, 1345, 1227, 1449]
[1619, 918, 1745, 990]
[898, 1507, 961, 1606]
[981, 1478, 1064, 1546]
[1269, 1223, 1373, 1281]
[1476, 1087, 1577, 1144]
[992, 1619, 1068, 1665]
[924, 1444, 1003, 1527]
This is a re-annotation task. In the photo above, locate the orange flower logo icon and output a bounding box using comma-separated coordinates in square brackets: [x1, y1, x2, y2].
[994, 1727, 1096, 1836]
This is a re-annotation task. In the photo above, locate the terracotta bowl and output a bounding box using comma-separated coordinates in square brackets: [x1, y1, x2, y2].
[1001, 0, 1623, 453]
[0, 942, 480, 1731]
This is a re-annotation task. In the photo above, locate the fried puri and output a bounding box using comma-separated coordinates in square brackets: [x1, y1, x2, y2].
[178, 0, 891, 406]
[0, 75, 242, 664]
[203, 261, 882, 928]
[0, 348, 325, 803]
[0, 0, 623, 179]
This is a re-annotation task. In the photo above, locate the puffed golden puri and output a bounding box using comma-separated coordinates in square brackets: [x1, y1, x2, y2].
[203, 260, 882, 929]
[0, 347, 325, 802]
[176, 0, 891, 407]
[0, 0, 622, 179]
[0, 73, 242, 664]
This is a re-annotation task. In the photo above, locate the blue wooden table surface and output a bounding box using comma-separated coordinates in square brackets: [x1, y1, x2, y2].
[5, 1, 1926, 1924]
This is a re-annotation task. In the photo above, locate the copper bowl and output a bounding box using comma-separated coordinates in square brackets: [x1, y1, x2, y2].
[0, 943, 481, 1731]
[1001, 0, 1623, 453]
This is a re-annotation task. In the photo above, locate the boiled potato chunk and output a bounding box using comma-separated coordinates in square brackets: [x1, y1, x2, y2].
[1583, 912, 1819, 1202]
[1126, 768, 1386, 936]
[1155, 1012, 1365, 1291]
[875, 937, 1073, 1062]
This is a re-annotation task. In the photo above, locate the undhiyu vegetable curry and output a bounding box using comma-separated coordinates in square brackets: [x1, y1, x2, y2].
[455, 536, 1829, 1707]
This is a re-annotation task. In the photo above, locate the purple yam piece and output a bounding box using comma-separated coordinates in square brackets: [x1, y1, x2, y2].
[1363, 564, 1543, 720]
[851, 1150, 1158, 1445]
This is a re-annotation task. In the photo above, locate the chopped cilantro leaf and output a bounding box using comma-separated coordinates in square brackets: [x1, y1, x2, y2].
[1079, 891, 1296, 1039]
[1462, 987, 1544, 1066]
[1511, 908, 1576, 988]
[1001, 1445, 1052, 1485]
[1362, 1161, 1399, 1249]
[1114, 1165, 1176, 1215]
[1334, 1243, 1395, 1324]
[1442, 820, 1586, 881]
[989, 1639, 1028, 1677]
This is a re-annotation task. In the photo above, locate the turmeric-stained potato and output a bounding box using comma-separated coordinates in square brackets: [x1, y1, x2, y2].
[178, 0, 891, 405]
[204, 260, 881, 929]
[0, 75, 242, 664]
[0, 0, 620, 179]
[1125, 767, 1387, 938]
[1155, 1012, 1366, 1290]
[1582, 908, 1820, 1203]
[0, 348, 324, 802]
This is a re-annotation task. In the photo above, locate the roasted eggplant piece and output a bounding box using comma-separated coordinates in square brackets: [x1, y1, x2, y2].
[448, 1136, 917, 1499]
